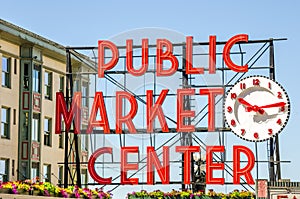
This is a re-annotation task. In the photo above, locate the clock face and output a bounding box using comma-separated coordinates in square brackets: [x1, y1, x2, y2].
[224, 76, 290, 142]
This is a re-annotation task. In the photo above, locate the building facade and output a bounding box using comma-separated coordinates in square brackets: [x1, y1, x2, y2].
[0, 19, 92, 186]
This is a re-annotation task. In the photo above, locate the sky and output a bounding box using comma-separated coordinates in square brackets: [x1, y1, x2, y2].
[1, 0, 300, 196]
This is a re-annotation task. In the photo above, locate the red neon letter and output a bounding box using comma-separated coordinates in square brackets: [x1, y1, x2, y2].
[186, 36, 204, 74]
[177, 89, 195, 132]
[147, 146, 170, 184]
[233, 145, 255, 185]
[126, 39, 148, 76]
[116, 91, 137, 133]
[223, 34, 248, 72]
[86, 92, 110, 134]
[199, 88, 224, 131]
[206, 146, 225, 184]
[55, 92, 81, 134]
[176, 146, 200, 184]
[98, 40, 119, 78]
[147, 89, 169, 133]
[121, 146, 139, 184]
[156, 39, 178, 76]
[209, 35, 216, 74]
[88, 147, 112, 184]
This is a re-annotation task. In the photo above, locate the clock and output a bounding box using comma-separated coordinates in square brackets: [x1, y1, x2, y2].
[224, 76, 290, 142]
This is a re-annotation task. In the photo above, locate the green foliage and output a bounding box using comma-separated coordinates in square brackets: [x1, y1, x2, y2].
[127, 190, 255, 199]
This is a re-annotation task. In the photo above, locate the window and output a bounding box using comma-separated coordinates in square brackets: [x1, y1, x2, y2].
[0, 159, 9, 182]
[58, 166, 63, 186]
[81, 169, 87, 188]
[33, 65, 41, 93]
[32, 114, 40, 142]
[23, 63, 29, 90]
[59, 134, 64, 148]
[44, 71, 52, 99]
[82, 82, 88, 107]
[23, 112, 29, 140]
[14, 59, 17, 75]
[13, 109, 16, 125]
[44, 118, 51, 146]
[81, 135, 88, 151]
[43, 164, 51, 182]
[59, 76, 64, 92]
[2, 57, 10, 87]
[59, 122, 64, 148]
[12, 159, 15, 177]
[20, 162, 27, 181]
[73, 79, 80, 92]
[31, 162, 39, 180]
[1, 107, 10, 138]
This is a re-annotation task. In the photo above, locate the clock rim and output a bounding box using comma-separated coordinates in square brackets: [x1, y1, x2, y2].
[223, 75, 291, 142]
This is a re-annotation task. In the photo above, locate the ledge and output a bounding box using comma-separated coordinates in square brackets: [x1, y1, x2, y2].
[0, 193, 59, 199]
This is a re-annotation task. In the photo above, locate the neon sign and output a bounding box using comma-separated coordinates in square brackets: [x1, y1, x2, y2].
[55, 34, 289, 186]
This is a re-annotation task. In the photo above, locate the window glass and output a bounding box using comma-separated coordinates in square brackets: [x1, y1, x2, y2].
[81, 169, 87, 188]
[82, 84, 88, 107]
[81, 135, 88, 151]
[43, 164, 51, 182]
[32, 114, 40, 141]
[59, 122, 64, 148]
[23, 63, 29, 90]
[58, 166, 63, 186]
[0, 159, 9, 182]
[2, 57, 10, 87]
[31, 162, 39, 180]
[59, 76, 64, 92]
[44, 72, 52, 99]
[1, 107, 10, 138]
[33, 65, 40, 93]
[44, 118, 51, 146]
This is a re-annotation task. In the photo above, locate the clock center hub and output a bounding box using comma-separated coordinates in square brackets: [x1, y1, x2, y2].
[252, 105, 259, 112]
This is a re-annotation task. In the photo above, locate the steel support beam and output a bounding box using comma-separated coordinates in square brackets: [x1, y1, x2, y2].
[268, 39, 281, 181]
[64, 49, 82, 188]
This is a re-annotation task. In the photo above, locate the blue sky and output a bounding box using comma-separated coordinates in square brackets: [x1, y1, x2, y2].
[2, 0, 300, 195]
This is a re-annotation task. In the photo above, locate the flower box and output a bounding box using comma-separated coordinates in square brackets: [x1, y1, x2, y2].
[127, 190, 255, 199]
[0, 180, 112, 199]
[0, 188, 11, 194]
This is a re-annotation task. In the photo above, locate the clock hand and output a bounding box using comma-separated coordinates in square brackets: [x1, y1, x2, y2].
[237, 98, 265, 114]
[258, 102, 286, 109]
[237, 98, 255, 112]
[237, 98, 253, 107]
[256, 102, 285, 114]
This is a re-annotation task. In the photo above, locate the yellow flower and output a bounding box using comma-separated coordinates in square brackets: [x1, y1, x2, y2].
[17, 183, 30, 191]
[2, 182, 13, 189]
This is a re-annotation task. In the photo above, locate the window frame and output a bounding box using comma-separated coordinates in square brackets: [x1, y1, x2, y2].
[82, 82, 88, 107]
[58, 166, 63, 186]
[58, 122, 64, 149]
[0, 158, 9, 182]
[59, 133, 64, 149]
[31, 162, 39, 180]
[80, 134, 88, 152]
[81, 169, 88, 188]
[33, 64, 41, 93]
[44, 117, 52, 146]
[43, 164, 51, 182]
[32, 114, 40, 142]
[44, 71, 52, 100]
[59, 76, 64, 92]
[2, 57, 11, 88]
[1, 107, 10, 139]
[23, 63, 30, 90]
